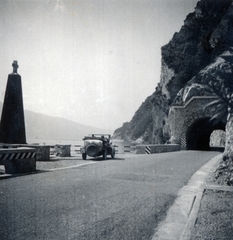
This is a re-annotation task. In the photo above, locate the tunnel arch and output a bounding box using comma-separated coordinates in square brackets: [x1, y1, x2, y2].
[186, 117, 225, 150]
[169, 96, 228, 150]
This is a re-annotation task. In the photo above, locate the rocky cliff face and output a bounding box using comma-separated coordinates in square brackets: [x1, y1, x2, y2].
[113, 0, 233, 143]
[113, 86, 169, 144]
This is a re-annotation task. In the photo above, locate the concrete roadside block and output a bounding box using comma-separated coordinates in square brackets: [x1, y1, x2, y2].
[54, 144, 71, 157]
[27, 145, 50, 161]
[136, 144, 181, 154]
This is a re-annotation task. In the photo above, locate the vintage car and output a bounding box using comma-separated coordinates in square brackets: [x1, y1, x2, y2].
[81, 134, 115, 160]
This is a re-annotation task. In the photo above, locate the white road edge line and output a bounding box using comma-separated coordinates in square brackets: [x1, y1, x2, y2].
[47, 162, 96, 172]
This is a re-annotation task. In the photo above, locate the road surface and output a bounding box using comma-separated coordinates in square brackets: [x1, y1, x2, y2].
[0, 151, 219, 239]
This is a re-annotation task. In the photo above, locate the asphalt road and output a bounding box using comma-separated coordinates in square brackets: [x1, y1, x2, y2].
[0, 151, 219, 240]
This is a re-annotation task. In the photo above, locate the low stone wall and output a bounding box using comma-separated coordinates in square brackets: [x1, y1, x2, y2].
[136, 144, 181, 154]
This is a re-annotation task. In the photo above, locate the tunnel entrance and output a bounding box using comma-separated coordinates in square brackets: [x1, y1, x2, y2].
[186, 117, 225, 150]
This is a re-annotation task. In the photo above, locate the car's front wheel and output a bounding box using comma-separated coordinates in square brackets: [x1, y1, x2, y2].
[82, 153, 87, 160]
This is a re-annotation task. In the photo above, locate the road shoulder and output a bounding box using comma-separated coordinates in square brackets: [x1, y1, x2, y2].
[152, 153, 223, 240]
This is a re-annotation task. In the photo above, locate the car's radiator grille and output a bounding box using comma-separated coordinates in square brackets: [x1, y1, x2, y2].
[86, 145, 99, 156]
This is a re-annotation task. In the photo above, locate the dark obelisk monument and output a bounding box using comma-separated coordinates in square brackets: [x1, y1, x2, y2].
[0, 61, 26, 144]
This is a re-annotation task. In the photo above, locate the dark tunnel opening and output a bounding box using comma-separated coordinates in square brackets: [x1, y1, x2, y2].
[186, 117, 225, 150]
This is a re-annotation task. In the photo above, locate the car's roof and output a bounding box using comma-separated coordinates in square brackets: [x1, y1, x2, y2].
[84, 134, 111, 139]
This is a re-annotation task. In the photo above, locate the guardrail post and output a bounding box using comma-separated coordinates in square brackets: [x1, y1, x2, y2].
[124, 146, 131, 153]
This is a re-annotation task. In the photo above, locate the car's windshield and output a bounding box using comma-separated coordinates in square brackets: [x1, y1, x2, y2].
[84, 139, 102, 146]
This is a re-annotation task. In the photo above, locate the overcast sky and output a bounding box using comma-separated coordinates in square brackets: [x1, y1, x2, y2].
[0, 0, 198, 131]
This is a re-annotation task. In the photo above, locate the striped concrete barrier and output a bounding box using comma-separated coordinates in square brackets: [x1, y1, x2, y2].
[0, 144, 50, 161]
[0, 147, 37, 174]
[136, 144, 181, 154]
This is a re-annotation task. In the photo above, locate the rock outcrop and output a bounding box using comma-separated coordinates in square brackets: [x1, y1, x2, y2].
[113, 0, 233, 143]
